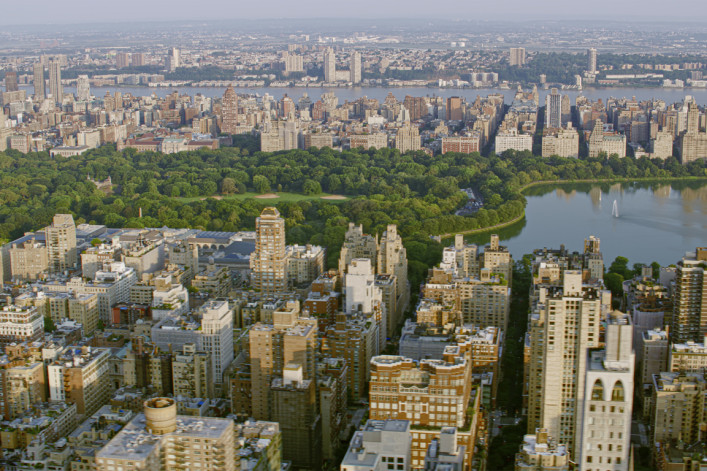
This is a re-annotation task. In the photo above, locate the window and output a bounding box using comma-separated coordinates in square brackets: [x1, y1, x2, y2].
[611, 381, 625, 401]
[591, 379, 604, 401]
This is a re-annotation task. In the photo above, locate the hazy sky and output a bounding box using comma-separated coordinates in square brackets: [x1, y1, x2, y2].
[2, 0, 707, 25]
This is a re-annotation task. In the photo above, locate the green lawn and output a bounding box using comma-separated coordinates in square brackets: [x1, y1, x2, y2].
[175, 192, 350, 203]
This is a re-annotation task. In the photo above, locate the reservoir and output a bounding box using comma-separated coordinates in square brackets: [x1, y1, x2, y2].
[463, 180, 707, 266]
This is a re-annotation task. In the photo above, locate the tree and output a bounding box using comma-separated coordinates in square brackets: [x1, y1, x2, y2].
[44, 316, 56, 333]
[604, 272, 624, 304]
[303, 179, 322, 196]
[253, 175, 271, 194]
[221, 177, 237, 195]
[91, 238, 102, 246]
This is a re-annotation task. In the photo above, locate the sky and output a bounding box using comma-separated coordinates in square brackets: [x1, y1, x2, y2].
[1, 0, 706, 25]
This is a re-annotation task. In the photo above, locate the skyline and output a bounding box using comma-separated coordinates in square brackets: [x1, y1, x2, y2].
[3, 0, 707, 25]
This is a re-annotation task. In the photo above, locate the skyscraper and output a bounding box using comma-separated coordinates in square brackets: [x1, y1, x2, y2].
[4, 71, 18, 92]
[545, 88, 562, 128]
[510, 47, 526, 67]
[48, 60, 63, 103]
[527, 270, 611, 456]
[131, 53, 145, 67]
[116, 52, 130, 68]
[576, 311, 634, 471]
[199, 300, 234, 386]
[220, 85, 239, 134]
[76, 75, 90, 102]
[33, 63, 45, 101]
[324, 47, 336, 83]
[350, 51, 362, 84]
[671, 247, 707, 344]
[250, 207, 287, 293]
[167, 47, 180, 72]
[45, 214, 77, 273]
[446, 96, 463, 121]
[587, 48, 598, 74]
[395, 124, 421, 153]
[377, 224, 409, 326]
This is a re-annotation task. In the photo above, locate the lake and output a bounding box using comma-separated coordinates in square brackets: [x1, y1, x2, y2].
[462, 180, 707, 266]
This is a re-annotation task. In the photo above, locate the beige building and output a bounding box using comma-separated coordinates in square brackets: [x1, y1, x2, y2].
[248, 308, 317, 420]
[349, 133, 388, 150]
[45, 213, 77, 273]
[9, 237, 48, 281]
[510, 47, 526, 67]
[47, 346, 112, 417]
[527, 271, 611, 457]
[250, 207, 288, 293]
[395, 124, 421, 153]
[286, 244, 325, 286]
[588, 119, 627, 158]
[377, 225, 409, 328]
[19, 291, 100, 335]
[95, 398, 235, 471]
[651, 372, 707, 444]
[171, 343, 213, 399]
[542, 126, 579, 158]
[650, 130, 674, 159]
[339, 222, 378, 276]
[220, 85, 239, 134]
[0, 360, 47, 420]
[260, 121, 299, 152]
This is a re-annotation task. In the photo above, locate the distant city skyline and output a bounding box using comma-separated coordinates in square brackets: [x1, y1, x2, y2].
[2, 0, 707, 25]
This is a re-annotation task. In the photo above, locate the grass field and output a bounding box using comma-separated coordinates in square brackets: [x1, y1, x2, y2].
[175, 192, 350, 203]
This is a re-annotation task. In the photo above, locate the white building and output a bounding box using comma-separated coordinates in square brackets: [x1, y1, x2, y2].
[495, 128, 533, 154]
[0, 304, 43, 345]
[199, 300, 234, 385]
[577, 311, 634, 471]
[340, 419, 411, 471]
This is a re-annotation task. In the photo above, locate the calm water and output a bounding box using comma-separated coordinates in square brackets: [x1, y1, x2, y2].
[463, 181, 707, 266]
[23, 85, 707, 106]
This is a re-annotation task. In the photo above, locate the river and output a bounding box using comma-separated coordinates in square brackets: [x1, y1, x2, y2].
[21, 85, 707, 105]
[462, 180, 707, 266]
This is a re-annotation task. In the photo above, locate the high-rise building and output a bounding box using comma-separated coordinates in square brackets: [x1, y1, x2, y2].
[527, 271, 611, 456]
[116, 52, 130, 69]
[542, 125, 580, 158]
[576, 311, 634, 471]
[545, 88, 562, 129]
[651, 372, 707, 444]
[45, 213, 77, 273]
[588, 119, 627, 158]
[4, 70, 18, 92]
[47, 346, 112, 416]
[395, 124, 421, 153]
[167, 47, 180, 72]
[95, 398, 235, 471]
[446, 96, 463, 121]
[33, 63, 45, 101]
[377, 225, 409, 327]
[199, 300, 234, 385]
[671, 247, 707, 343]
[131, 53, 145, 67]
[324, 48, 336, 83]
[220, 85, 238, 134]
[250, 207, 288, 293]
[76, 74, 90, 102]
[587, 48, 598, 74]
[510, 47, 526, 67]
[495, 128, 533, 153]
[271, 364, 322, 469]
[171, 343, 213, 399]
[339, 222, 379, 275]
[248, 307, 317, 420]
[48, 60, 63, 103]
[350, 51, 362, 84]
[0, 361, 46, 420]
